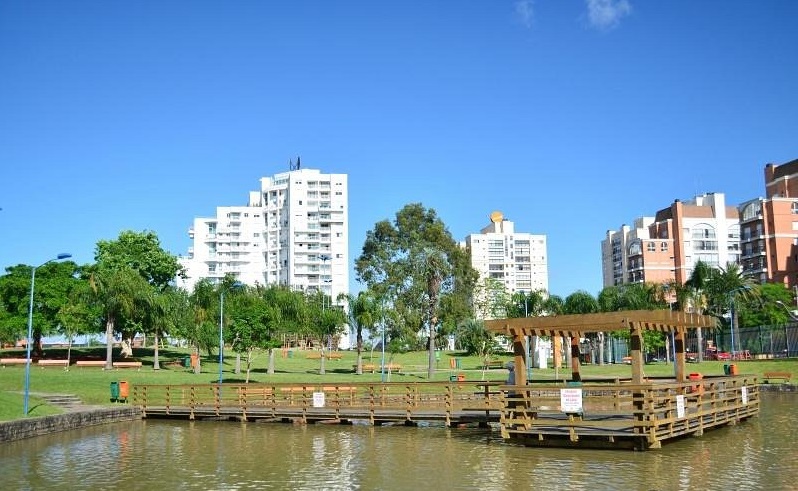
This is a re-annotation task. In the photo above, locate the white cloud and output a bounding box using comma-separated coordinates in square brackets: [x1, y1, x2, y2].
[585, 0, 631, 30]
[515, 0, 535, 28]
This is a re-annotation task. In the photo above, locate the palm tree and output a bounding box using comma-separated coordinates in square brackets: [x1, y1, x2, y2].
[684, 260, 713, 361]
[88, 266, 152, 370]
[705, 262, 759, 353]
[339, 290, 380, 375]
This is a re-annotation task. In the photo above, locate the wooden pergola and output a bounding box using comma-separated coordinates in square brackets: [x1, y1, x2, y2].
[484, 310, 717, 385]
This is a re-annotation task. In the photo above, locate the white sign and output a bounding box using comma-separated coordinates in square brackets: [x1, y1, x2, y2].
[741, 386, 748, 405]
[676, 395, 685, 419]
[313, 391, 326, 408]
[560, 388, 583, 413]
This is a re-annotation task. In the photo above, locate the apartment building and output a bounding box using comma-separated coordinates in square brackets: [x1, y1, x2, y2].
[601, 193, 740, 287]
[464, 212, 548, 317]
[738, 159, 798, 287]
[178, 167, 349, 306]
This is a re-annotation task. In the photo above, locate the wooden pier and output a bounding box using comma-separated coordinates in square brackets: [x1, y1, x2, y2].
[501, 375, 759, 450]
[132, 372, 759, 450]
[132, 381, 504, 427]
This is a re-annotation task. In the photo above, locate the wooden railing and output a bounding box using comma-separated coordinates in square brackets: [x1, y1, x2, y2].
[132, 381, 505, 425]
[498, 375, 760, 450]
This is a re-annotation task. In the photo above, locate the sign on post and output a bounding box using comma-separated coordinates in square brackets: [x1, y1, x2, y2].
[560, 388, 583, 413]
[676, 395, 685, 419]
[313, 391, 326, 408]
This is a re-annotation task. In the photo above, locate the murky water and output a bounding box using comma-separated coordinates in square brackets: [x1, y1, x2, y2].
[1, 392, 795, 490]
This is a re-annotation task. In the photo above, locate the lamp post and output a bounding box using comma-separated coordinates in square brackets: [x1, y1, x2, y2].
[24, 253, 71, 416]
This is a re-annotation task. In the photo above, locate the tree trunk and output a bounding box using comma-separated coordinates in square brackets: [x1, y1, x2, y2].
[356, 329, 363, 375]
[697, 327, 704, 362]
[153, 331, 161, 370]
[598, 332, 605, 366]
[320, 348, 326, 375]
[267, 348, 275, 375]
[105, 317, 115, 370]
[193, 344, 201, 374]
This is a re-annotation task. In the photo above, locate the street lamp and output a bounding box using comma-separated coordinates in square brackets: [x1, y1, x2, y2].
[24, 253, 71, 416]
[219, 282, 243, 386]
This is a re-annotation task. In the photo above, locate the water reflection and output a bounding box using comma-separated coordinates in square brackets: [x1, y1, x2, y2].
[0, 392, 795, 490]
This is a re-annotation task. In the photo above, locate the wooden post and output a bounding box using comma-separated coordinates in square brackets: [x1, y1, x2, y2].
[674, 328, 686, 381]
[553, 336, 562, 368]
[513, 331, 528, 386]
[630, 321, 644, 384]
[570, 336, 581, 382]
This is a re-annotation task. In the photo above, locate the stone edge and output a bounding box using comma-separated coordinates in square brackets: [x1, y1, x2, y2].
[0, 406, 142, 443]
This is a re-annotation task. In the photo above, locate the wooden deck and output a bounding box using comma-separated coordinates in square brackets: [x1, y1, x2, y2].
[133, 381, 504, 427]
[132, 375, 760, 450]
[500, 374, 760, 450]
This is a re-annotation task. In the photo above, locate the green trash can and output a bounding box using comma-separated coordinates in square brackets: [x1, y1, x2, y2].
[723, 364, 730, 375]
[566, 381, 583, 387]
[455, 358, 461, 369]
[183, 356, 191, 368]
[110, 381, 120, 402]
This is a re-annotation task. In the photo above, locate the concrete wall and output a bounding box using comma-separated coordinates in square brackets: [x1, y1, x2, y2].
[0, 406, 141, 442]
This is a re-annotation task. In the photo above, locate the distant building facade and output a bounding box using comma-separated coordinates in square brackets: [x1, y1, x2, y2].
[178, 166, 349, 308]
[464, 212, 548, 317]
[602, 193, 740, 287]
[738, 159, 798, 288]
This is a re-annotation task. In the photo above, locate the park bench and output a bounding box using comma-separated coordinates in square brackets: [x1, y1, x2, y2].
[352, 363, 402, 373]
[762, 371, 792, 384]
[1, 358, 28, 367]
[38, 359, 69, 368]
[75, 360, 107, 368]
[113, 361, 142, 370]
[306, 352, 342, 360]
[356, 363, 377, 373]
[482, 359, 504, 370]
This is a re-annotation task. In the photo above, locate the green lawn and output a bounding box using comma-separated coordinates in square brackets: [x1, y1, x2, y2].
[1, 346, 795, 421]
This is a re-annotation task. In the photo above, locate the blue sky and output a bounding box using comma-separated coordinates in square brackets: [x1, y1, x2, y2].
[1, 0, 796, 298]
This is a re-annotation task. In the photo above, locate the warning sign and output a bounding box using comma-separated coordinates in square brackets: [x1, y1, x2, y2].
[560, 388, 583, 413]
[676, 395, 685, 418]
[313, 391, 326, 408]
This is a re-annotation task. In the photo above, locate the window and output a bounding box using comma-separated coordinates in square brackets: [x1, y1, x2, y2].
[660, 242, 668, 252]
[647, 242, 656, 252]
[742, 202, 761, 221]
[793, 202, 798, 214]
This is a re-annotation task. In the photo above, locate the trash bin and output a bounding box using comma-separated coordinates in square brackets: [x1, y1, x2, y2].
[183, 356, 191, 368]
[723, 364, 730, 375]
[729, 364, 738, 376]
[688, 373, 704, 394]
[119, 381, 129, 402]
[455, 358, 461, 369]
[456, 373, 465, 382]
[287, 350, 293, 358]
[190, 353, 198, 369]
[110, 381, 119, 402]
[566, 381, 583, 387]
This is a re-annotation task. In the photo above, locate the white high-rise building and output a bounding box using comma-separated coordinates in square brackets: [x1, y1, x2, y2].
[179, 167, 349, 311]
[464, 212, 549, 316]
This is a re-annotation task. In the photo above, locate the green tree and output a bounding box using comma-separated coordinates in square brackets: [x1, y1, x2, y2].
[87, 265, 153, 369]
[456, 318, 498, 380]
[356, 203, 478, 379]
[339, 290, 381, 375]
[95, 230, 184, 357]
[0, 260, 82, 356]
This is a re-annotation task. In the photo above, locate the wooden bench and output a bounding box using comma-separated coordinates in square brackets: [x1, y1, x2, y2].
[75, 360, 107, 368]
[356, 363, 377, 373]
[38, 359, 69, 368]
[763, 371, 792, 384]
[0, 358, 28, 367]
[482, 359, 504, 370]
[113, 361, 142, 370]
[306, 352, 342, 360]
